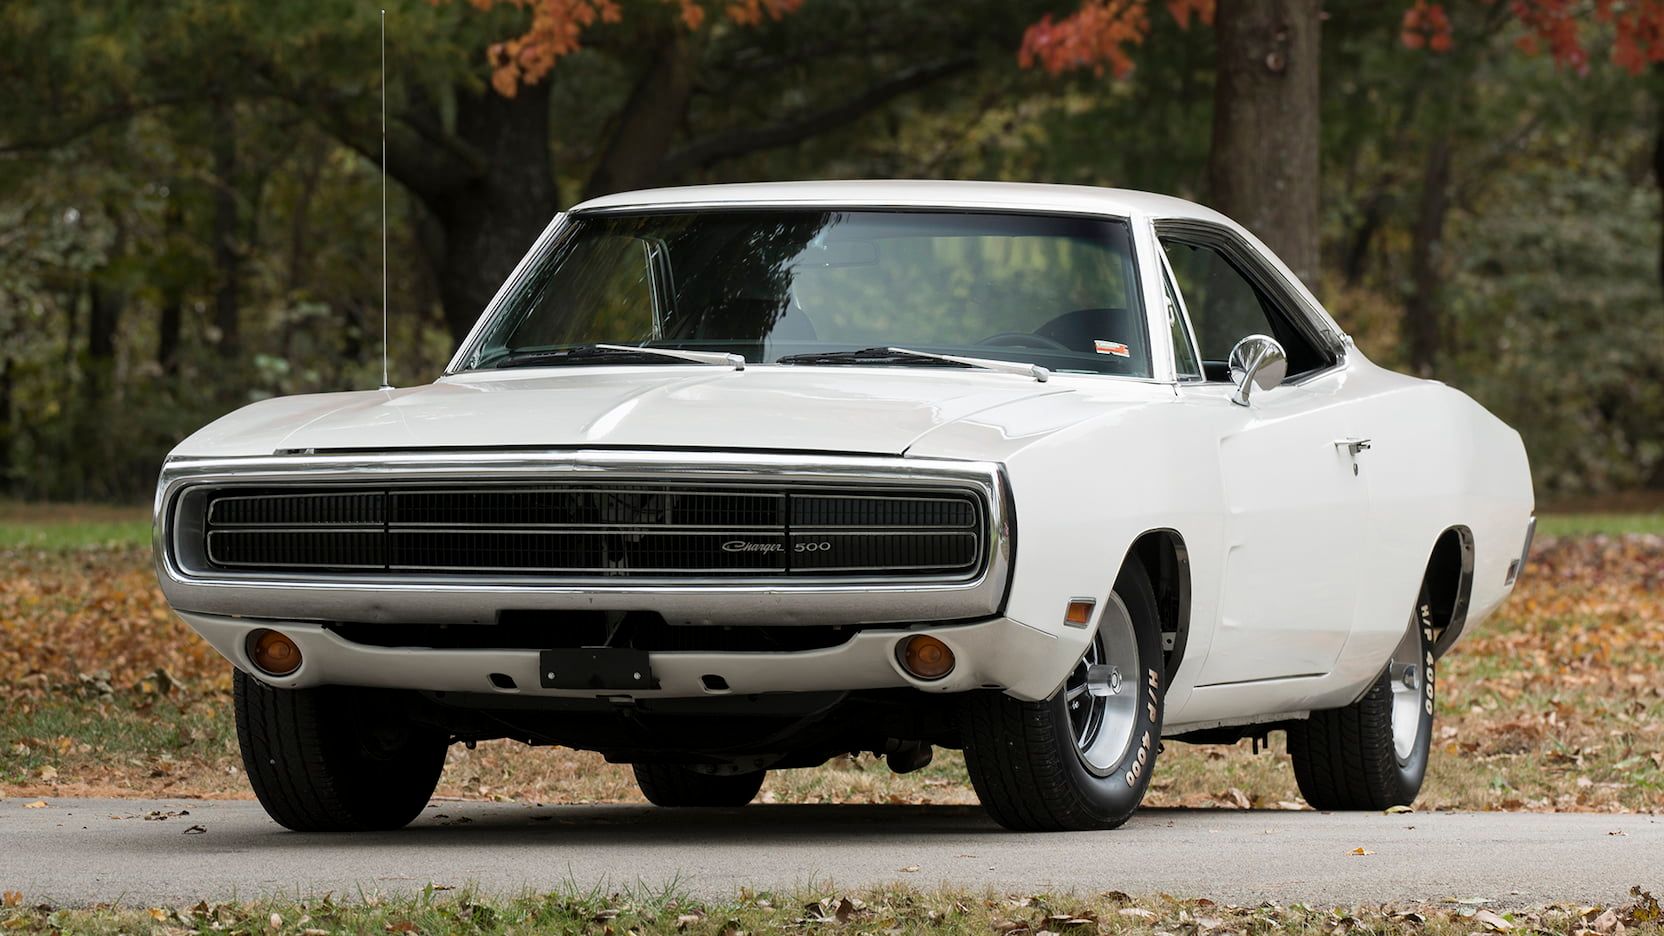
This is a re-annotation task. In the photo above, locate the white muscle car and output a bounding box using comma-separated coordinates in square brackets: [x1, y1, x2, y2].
[153, 181, 1536, 832]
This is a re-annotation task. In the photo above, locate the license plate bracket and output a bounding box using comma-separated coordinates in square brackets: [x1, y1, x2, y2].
[538, 648, 658, 691]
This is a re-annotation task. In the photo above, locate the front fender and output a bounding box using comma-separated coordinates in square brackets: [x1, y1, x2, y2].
[912, 385, 1225, 713]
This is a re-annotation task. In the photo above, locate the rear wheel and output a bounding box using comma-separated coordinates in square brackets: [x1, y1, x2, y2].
[233, 669, 448, 832]
[961, 555, 1166, 831]
[1289, 580, 1436, 810]
[632, 764, 766, 807]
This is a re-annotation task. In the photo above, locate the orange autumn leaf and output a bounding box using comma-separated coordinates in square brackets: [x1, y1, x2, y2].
[1022, 0, 1662, 79]
[1404, 0, 1664, 75]
[454, 0, 803, 97]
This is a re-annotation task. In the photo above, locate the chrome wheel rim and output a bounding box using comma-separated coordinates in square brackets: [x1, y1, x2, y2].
[1064, 593, 1140, 774]
[1387, 615, 1426, 763]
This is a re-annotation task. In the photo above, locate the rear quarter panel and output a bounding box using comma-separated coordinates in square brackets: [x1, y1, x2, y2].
[1340, 355, 1534, 671]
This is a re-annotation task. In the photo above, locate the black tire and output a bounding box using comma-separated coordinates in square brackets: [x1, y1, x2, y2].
[632, 764, 766, 807]
[1288, 579, 1436, 811]
[961, 555, 1167, 831]
[233, 669, 448, 832]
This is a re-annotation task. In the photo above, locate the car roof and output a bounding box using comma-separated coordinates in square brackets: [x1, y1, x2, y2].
[569, 180, 1231, 223]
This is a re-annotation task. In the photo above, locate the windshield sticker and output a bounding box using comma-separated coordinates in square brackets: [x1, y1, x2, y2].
[1094, 340, 1131, 358]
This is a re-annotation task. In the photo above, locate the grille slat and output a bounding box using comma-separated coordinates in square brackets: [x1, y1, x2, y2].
[201, 483, 984, 579]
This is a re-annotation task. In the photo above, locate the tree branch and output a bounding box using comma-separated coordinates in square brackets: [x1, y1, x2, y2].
[0, 95, 193, 155]
[660, 55, 975, 178]
[246, 61, 486, 202]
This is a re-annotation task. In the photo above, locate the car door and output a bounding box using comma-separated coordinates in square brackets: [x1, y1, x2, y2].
[1159, 227, 1367, 687]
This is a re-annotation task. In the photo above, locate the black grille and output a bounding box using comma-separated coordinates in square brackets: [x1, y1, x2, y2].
[199, 483, 984, 579]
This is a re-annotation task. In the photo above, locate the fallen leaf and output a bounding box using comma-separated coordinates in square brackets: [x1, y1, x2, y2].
[1349, 847, 1375, 856]
[1473, 909, 1513, 932]
[1626, 886, 1662, 924]
[182, 824, 207, 835]
[1, 893, 21, 909]
[898, 865, 920, 873]
[1385, 804, 1414, 814]
[22, 801, 46, 809]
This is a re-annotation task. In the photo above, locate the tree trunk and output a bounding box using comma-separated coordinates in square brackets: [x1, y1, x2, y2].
[286, 141, 326, 295]
[0, 354, 11, 496]
[87, 277, 120, 362]
[1405, 132, 1453, 376]
[157, 194, 184, 376]
[1341, 184, 1391, 287]
[1654, 97, 1663, 297]
[212, 97, 241, 356]
[1207, 0, 1323, 289]
[427, 81, 560, 344]
[584, 33, 697, 199]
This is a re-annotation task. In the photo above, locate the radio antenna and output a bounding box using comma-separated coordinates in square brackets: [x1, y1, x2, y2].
[378, 8, 393, 391]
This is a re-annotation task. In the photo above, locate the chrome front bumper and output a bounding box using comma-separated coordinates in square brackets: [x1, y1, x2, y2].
[154, 451, 1013, 627]
[179, 610, 1062, 700]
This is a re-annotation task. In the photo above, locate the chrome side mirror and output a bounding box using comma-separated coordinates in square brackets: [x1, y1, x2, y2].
[1228, 334, 1288, 406]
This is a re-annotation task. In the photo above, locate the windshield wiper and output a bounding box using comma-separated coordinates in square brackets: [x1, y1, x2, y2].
[778, 346, 1049, 383]
[489, 344, 745, 371]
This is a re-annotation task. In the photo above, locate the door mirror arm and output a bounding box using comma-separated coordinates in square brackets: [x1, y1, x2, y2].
[1228, 334, 1288, 407]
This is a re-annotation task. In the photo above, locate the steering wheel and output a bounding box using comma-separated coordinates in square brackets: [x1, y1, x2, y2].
[977, 331, 1072, 351]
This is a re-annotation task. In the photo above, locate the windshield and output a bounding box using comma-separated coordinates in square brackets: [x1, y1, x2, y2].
[457, 209, 1151, 378]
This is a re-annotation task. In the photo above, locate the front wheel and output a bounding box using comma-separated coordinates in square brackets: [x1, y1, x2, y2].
[1288, 582, 1436, 810]
[233, 669, 448, 832]
[961, 555, 1166, 831]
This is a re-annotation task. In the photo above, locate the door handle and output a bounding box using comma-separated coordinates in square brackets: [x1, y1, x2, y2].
[1334, 438, 1372, 457]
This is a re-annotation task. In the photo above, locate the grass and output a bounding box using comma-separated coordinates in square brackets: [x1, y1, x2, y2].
[1537, 512, 1664, 537]
[1, 511, 1661, 813]
[0, 502, 149, 550]
[0, 520, 152, 550]
[0, 884, 1659, 936]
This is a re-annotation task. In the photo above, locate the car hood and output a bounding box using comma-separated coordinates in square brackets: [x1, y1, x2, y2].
[175, 366, 1105, 459]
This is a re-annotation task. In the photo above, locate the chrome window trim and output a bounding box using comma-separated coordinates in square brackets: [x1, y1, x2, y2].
[446, 205, 1157, 383]
[154, 451, 1013, 627]
[445, 211, 574, 374]
[1151, 218, 1350, 381]
[1151, 233, 1206, 382]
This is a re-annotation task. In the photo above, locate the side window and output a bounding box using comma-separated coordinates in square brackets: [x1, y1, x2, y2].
[1161, 266, 1203, 380]
[1160, 238, 1329, 379]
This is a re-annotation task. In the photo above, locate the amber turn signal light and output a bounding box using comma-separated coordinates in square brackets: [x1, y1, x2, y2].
[248, 629, 302, 676]
[1064, 599, 1096, 627]
[898, 634, 955, 680]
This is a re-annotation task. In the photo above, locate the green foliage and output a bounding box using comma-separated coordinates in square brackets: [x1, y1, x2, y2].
[1442, 159, 1664, 494]
[0, 0, 1658, 500]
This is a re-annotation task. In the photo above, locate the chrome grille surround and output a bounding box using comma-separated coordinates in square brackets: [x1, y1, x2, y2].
[154, 451, 1012, 627]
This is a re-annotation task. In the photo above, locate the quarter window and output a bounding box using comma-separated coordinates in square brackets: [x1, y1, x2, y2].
[1161, 266, 1203, 380]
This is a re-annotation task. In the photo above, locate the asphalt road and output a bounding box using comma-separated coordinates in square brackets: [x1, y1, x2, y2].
[2, 798, 1660, 909]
